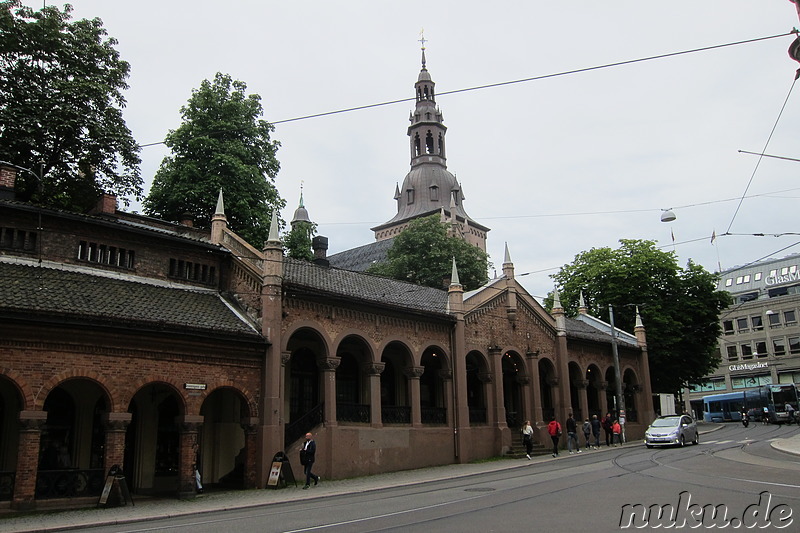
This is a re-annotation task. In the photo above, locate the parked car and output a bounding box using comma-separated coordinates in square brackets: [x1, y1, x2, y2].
[644, 415, 699, 448]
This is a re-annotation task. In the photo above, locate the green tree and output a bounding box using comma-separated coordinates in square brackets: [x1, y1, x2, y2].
[547, 239, 731, 394]
[144, 72, 283, 246]
[283, 220, 316, 261]
[368, 215, 491, 291]
[0, 1, 141, 211]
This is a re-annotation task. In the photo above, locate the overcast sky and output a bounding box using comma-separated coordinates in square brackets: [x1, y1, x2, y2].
[28, 1, 800, 300]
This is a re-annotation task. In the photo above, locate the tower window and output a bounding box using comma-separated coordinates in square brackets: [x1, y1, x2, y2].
[407, 189, 415, 204]
[414, 134, 421, 157]
[425, 131, 434, 154]
[430, 186, 439, 201]
[438, 133, 445, 156]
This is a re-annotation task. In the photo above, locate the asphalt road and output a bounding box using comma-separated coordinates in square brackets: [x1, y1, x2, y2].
[78, 423, 800, 533]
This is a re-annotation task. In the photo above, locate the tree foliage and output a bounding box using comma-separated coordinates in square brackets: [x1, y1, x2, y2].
[283, 220, 316, 262]
[0, 1, 141, 211]
[547, 239, 731, 394]
[144, 72, 283, 247]
[368, 215, 491, 291]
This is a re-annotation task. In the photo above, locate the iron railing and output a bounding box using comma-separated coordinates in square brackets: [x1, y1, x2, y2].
[35, 468, 105, 499]
[285, 403, 324, 446]
[337, 403, 370, 423]
[469, 408, 487, 425]
[421, 407, 447, 425]
[381, 406, 411, 424]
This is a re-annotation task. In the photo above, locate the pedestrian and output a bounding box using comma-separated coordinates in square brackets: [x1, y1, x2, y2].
[762, 406, 770, 425]
[547, 416, 562, 457]
[521, 420, 534, 460]
[612, 419, 622, 446]
[591, 414, 601, 449]
[582, 418, 592, 449]
[566, 413, 581, 454]
[299, 432, 320, 489]
[193, 442, 203, 494]
[785, 402, 795, 425]
[602, 412, 613, 446]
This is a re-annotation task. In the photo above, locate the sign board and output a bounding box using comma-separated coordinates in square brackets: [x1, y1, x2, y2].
[184, 383, 207, 390]
[97, 465, 134, 508]
[267, 461, 283, 487]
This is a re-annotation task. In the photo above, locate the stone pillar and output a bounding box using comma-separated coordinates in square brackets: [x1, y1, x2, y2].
[241, 418, 259, 489]
[320, 358, 340, 427]
[404, 366, 424, 427]
[516, 375, 532, 423]
[365, 362, 385, 428]
[102, 412, 132, 475]
[488, 346, 505, 427]
[526, 351, 543, 426]
[439, 369, 454, 427]
[176, 415, 203, 499]
[577, 379, 590, 423]
[13, 411, 47, 510]
[478, 371, 494, 426]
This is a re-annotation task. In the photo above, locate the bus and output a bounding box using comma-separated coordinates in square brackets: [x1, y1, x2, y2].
[703, 384, 799, 423]
[702, 391, 745, 422]
[744, 384, 799, 424]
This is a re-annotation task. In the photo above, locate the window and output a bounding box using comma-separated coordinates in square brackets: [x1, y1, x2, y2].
[768, 313, 781, 328]
[755, 272, 762, 281]
[784, 310, 797, 326]
[751, 315, 763, 331]
[406, 189, 415, 204]
[168, 258, 216, 284]
[723, 320, 734, 335]
[736, 276, 743, 284]
[769, 269, 777, 278]
[774, 338, 786, 356]
[743, 274, 751, 283]
[754, 341, 767, 357]
[726, 345, 738, 361]
[740, 344, 753, 359]
[792, 265, 798, 274]
[77, 240, 134, 269]
[789, 337, 800, 355]
[738, 292, 757, 303]
[429, 186, 439, 202]
[725, 278, 733, 287]
[736, 317, 749, 333]
[0, 227, 38, 252]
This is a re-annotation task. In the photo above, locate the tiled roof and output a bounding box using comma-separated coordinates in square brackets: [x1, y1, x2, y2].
[327, 239, 395, 272]
[283, 258, 450, 316]
[0, 261, 261, 338]
[565, 316, 638, 348]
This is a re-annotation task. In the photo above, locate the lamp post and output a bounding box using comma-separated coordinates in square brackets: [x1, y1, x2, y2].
[609, 305, 626, 443]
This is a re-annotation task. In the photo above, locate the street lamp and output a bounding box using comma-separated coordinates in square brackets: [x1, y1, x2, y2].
[660, 209, 677, 222]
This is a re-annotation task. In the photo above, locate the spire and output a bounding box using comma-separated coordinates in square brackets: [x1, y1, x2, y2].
[504, 242, 511, 264]
[291, 183, 311, 226]
[552, 288, 562, 310]
[578, 291, 588, 314]
[502, 242, 514, 281]
[267, 209, 280, 243]
[635, 306, 644, 328]
[215, 188, 225, 216]
[419, 29, 427, 70]
[450, 257, 460, 286]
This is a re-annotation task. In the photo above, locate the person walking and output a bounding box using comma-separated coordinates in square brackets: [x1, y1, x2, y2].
[566, 413, 581, 454]
[582, 418, 592, 450]
[612, 419, 622, 446]
[300, 432, 320, 489]
[547, 416, 562, 458]
[521, 420, 534, 459]
[591, 414, 602, 449]
[602, 412, 614, 446]
[785, 402, 796, 425]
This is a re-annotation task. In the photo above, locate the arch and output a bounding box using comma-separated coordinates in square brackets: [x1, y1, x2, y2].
[420, 345, 448, 424]
[425, 130, 434, 154]
[538, 358, 557, 421]
[336, 334, 373, 423]
[0, 367, 34, 410]
[333, 332, 375, 363]
[623, 368, 640, 422]
[199, 387, 250, 489]
[123, 382, 185, 495]
[283, 324, 331, 356]
[380, 341, 413, 424]
[502, 351, 526, 428]
[286, 327, 327, 426]
[36, 370, 115, 413]
[604, 366, 619, 416]
[585, 364, 603, 418]
[466, 350, 489, 425]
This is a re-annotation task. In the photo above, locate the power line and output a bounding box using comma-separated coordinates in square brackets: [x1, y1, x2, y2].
[137, 31, 796, 148]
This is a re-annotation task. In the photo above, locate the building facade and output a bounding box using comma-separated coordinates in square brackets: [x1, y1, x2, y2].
[0, 48, 654, 512]
[685, 254, 800, 416]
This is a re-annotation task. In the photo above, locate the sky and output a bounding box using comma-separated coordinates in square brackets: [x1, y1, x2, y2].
[23, 1, 800, 301]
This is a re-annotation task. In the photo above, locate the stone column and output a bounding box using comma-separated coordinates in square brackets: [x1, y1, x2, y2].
[516, 376, 532, 424]
[488, 346, 505, 427]
[364, 362, 385, 428]
[102, 412, 132, 475]
[176, 415, 203, 499]
[478, 371, 494, 426]
[240, 418, 259, 489]
[13, 411, 47, 510]
[439, 369, 454, 427]
[526, 351, 543, 426]
[576, 379, 590, 423]
[404, 366, 424, 427]
[320, 358, 340, 427]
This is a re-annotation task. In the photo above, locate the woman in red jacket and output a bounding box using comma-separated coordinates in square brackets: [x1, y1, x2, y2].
[547, 416, 562, 457]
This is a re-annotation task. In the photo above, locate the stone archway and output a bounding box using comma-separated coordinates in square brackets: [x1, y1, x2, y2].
[420, 346, 448, 425]
[199, 387, 253, 489]
[502, 351, 526, 429]
[585, 364, 602, 419]
[380, 341, 413, 424]
[336, 335, 373, 424]
[36, 379, 109, 500]
[623, 369, 640, 423]
[466, 351, 489, 425]
[538, 359, 557, 422]
[124, 383, 185, 495]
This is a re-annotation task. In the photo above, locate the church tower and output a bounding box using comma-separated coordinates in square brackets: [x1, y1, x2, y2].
[371, 42, 489, 251]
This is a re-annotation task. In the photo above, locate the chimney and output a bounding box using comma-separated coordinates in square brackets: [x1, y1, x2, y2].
[92, 193, 118, 216]
[0, 165, 17, 201]
[180, 212, 194, 227]
[312, 235, 329, 266]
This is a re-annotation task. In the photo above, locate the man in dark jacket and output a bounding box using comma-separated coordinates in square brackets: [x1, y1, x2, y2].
[590, 414, 602, 449]
[300, 432, 320, 489]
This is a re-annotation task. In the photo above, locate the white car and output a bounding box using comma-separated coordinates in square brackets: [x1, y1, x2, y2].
[644, 415, 699, 448]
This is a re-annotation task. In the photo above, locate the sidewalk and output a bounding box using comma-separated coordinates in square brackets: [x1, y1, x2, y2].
[2, 427, 798, 533]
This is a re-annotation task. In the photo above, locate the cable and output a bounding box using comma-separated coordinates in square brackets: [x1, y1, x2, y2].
[137, 31, 796, 148]
[725, 76, 799, 234]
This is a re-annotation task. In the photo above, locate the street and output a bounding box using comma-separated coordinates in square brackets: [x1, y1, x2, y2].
[7, 423, 800, 533]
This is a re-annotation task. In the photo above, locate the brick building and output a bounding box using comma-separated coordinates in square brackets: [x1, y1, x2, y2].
[0, 49, 654, 511]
